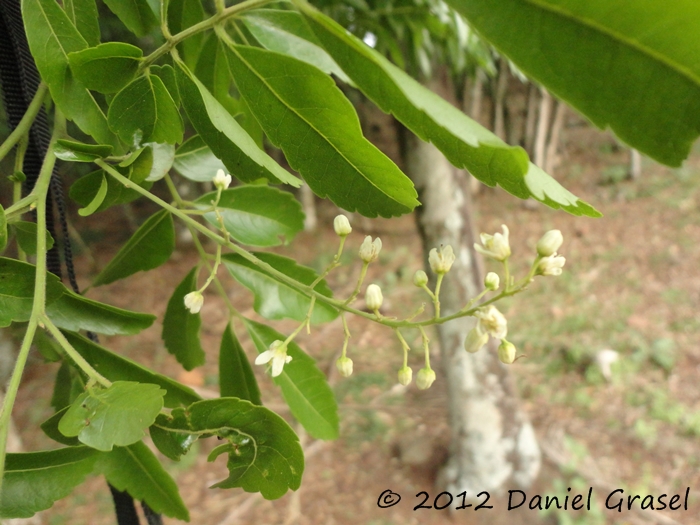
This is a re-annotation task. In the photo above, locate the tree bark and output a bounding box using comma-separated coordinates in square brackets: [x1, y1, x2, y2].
[534, 88, 552, 168]
[493, 58, 509, 141]
[544, 100, 567, 174]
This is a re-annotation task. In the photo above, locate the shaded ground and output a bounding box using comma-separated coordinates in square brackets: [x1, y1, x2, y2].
[10, 121, 700, 525]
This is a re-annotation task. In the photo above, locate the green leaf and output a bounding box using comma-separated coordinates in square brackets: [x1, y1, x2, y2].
[173, 134, 227, 182]
[54, 139, 114, 162]
[77, 173, 108, 216]
[63, 331, 201, 408]
[0, 205, 6, 253]
[167, 0, 206, 68]
[175, 60, 301, 187]
[219, 322, 261, 404]
[244, 318, 339, 440]
[103, 0, 157, 37]
[46, 290, 156, 335]
[0, 447, 100, 518]
[92, 209, 175, 286]
[97, 442, 189, 520]
[162, 267, 205, 371]
[11, 221, 55, 256]
[444, 0, 700, 167]
[150, 64, 180, 105]
[69, 169, 152, 212]
[195, 186, 304, 247]
[50, 362, 75, 410]
[241, 9, 351, 84]
[59, 381, 165, 451]
[63, 0, 100, 46]
[223, 43, 418, 218]
[152, 398, 303, 499]
[0, 257, 65, 327]
[194, 33, 232, 106]
[300, 6, 601, 218]
[68, 42, 143, 94]
[223, 253, 337, 324]
[41, 407, 81, 446]
[108, 75, 184, 146]
[22, 0, 119, 148]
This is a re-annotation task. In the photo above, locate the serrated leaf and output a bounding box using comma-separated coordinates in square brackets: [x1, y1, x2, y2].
[300, 6, 601, 218]
[241, 9, 351, 84]
[54, 139, 114, 162]
[63, 0, 100, 46]
[103, 0, 157, 37]
[63, 331, 201, 408]
[92, 209, 175, 286]
[0, 447, 100, 518]
[173, 134, 227, 181]
[219, 322, 261, 404]
[46, 290, 156, 335]
[194, 186, 304, 247]
[444, 0, 700, 167]
[223, 43, 418, 218]
[68, 42, 143, 94]
[97, 442, 189, 520]
[244, 318, 339, 440]
[175, 60, 301, 187]
[77, 173, 108, 216]
[12, 221, 55, 256]
[162, 267, 205, 371]
[22, 0, 119, 148]
[0, 257, 65, 327]
[152, 398, 303, 499]
[223, 252, 337, 324]
[108, 75, 183, 146]
[59, 381, 165, 451]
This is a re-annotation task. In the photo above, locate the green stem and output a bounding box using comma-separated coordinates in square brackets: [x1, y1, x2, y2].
[433, 273, 444, 319]
[419, 326, 431, 369]
[0, 84, 48, 163]
[345, 262, 368, 305]
[5, 194, 38, 221]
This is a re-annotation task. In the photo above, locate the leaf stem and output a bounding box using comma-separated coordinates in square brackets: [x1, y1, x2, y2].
[0, 83, 48, 163]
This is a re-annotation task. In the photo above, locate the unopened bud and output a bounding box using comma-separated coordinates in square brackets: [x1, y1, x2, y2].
[336, 356, 353, 377]
[413, 270, 428, 287]
[484, 272, 500, 291]
[428, 245, 455, 274]
[359, 235, 382, 263]
[416, 367, 436, 390]
[183, 291, 204, 314]
[464, 326, 488, 353]
[213, 169, 232, 190]
[333, 214, 352, 236]
[498, 340, 516, 364]
[537, 229, 563, 257]
[398, 366, 412, 386]
[365, 284, 383, 311]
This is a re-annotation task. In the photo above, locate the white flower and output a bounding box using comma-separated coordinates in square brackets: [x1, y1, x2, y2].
[537, 230, 563, 257]
[428, 245, 456, 274]
[416, 368, 436, 390]
[255, 340, 292, 377]
[475, 305, 508, 340]
[398, 366, 412, 386]
[463, 325, 489, 353]
[365, 284, 383, 311]
[537, 254, 566, 276]
[484, 272, 500, 291]
[359, 235, 382, 263]
[213, 169, 232, 190]
[498, 340, 516, 365]
[333, 214, 352, 236]
[336, 356, 353, 377]
[413, 270, 428, 287]
[474, 224, 511, 261]
[183, 291, 204, 314]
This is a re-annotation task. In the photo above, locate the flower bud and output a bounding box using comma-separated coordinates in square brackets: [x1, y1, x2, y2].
[398, 366, 412, 386]
[333, 214, 352, 236]
[474, 224, 511, 261]
[213, 169, 232, 190]
[365, 284, 383, 311]
[413, 270, 428, 287]
[336, 356, 353, 377]
[498, 340, 516, 364]
[359, 235, 382, 263]
[183, 291, 204, 314]
[537, 254, 566, 276]
[537, 229, 563, 257]
[484, 272, 500, 291]
[475, 305, 507, 339]
[428, 245, 455, 274]
[463, 326, 488, 353]
[416, 367, 436, 390]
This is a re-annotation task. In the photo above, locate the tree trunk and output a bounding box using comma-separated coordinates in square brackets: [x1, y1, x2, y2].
[493, 58, 509, 141]
[544, 100, 567, 174]
[534, 88, 552, 168]
[524, 83, 539, 156]
[629, 149, 642, 179]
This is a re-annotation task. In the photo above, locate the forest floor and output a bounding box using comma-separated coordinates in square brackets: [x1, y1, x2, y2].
[11, 118, 700, 525]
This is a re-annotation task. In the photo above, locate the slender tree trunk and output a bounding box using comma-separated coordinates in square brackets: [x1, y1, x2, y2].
[544, 100, 566, 173]
[629, 149, 642, 179]
[524, 84, 539, 156]
[493, 58, 509, 141]
[534, 88, 552, 168]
